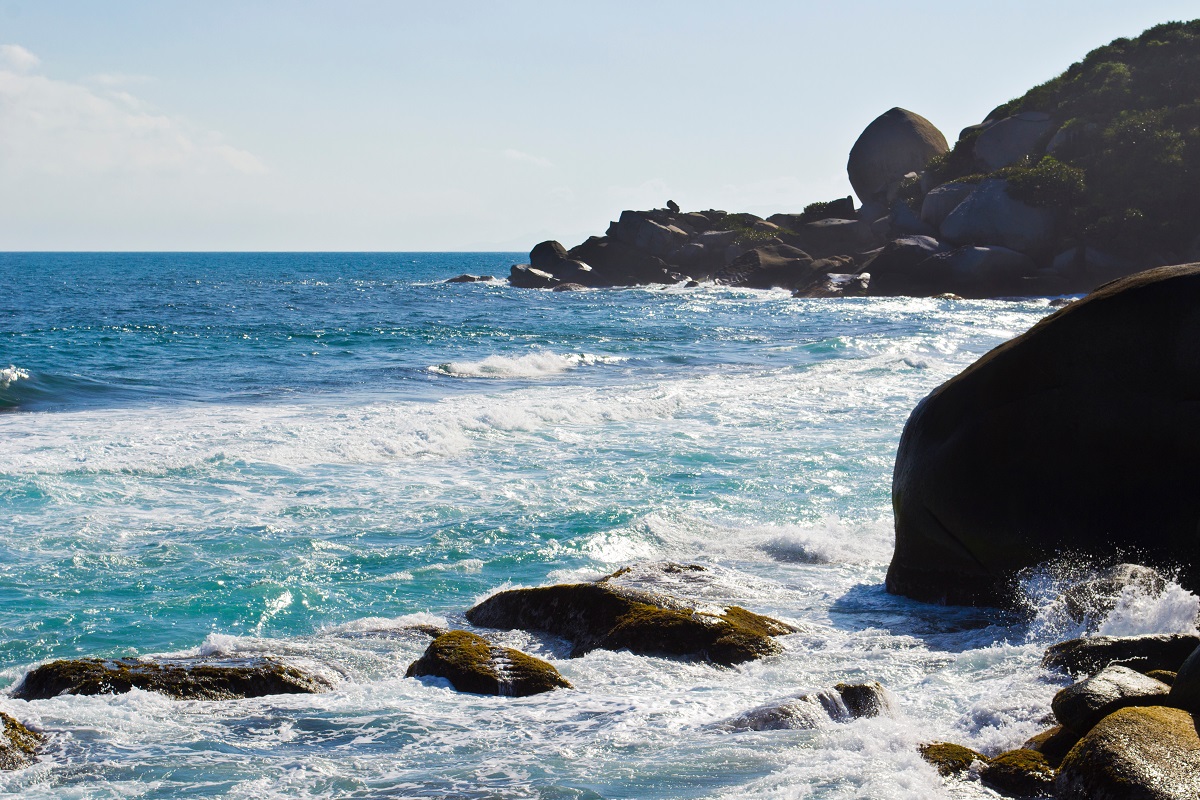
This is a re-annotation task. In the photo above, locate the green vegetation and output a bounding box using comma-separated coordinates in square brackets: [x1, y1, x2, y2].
[932, 20, 1200, 257]
[998, 156, 1087, 208]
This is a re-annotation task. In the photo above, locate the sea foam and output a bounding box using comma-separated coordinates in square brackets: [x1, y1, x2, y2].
[428, 351, 625, 378]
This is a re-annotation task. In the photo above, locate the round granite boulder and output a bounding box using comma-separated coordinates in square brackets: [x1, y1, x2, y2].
[887, 264, 1200, 606]
[848, 108, 948, 207]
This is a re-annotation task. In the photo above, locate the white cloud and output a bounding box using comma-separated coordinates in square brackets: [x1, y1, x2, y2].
[0, 46, 265, 177]
[503, 148, 552, 168]
[0, 44, 40, 72]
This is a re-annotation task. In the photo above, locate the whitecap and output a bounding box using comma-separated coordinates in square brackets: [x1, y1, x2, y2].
[428, 351, 626, 379]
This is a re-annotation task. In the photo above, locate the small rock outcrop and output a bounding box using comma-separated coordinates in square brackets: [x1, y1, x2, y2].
[1052, 665, 1171, 734]
[847, 108, 949, 208]
[12, 657, 331, 701]
[887, 264, 1200, 606]
[445, 274, 493, 283]
[405, 630, 572, 697]
[465, 581, 795, 666]
[0, 712, 43, 771]
[919, 742, 987, 777]
[1043, 635, 1200, 677]
[1056, 706, 1200, 799]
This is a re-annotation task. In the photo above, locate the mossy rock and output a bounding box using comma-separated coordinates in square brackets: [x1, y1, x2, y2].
[1023, 724, 1082, 768]
[405, 630, 572, 697]
[465, 581, 795, 666]
[1056, 705, 1200, 799]
[982, 748, 1056, 797]
[13, 657, 331, 701]
[919, 741, 987, 777]
[0, 712, 43, 771]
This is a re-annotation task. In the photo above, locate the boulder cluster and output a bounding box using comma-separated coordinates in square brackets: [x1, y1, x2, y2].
[3, 562, 848, 770]
[923, 633, 1200, 799]
[500, 22, 1199, 299]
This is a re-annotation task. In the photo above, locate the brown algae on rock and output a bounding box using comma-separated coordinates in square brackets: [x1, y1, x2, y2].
[406, 630, 572, 697]
[465, 581, 795, 666]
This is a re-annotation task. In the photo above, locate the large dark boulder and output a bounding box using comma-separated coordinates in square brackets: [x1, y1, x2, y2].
[465, 581, 795, 666]
[0, 713, 43, 771]
[405, 630, 572, 697]
[1056, 706, 1200, 799]
[887, 264, 1200, 606]
[13, 656, 331, 701]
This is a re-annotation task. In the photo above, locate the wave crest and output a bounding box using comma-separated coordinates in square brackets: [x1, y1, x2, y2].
[428, 351, 625, 379]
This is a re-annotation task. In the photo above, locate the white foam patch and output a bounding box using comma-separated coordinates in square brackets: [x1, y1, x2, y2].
[428, 351, 625, 379]
[1098, 582, 1200, 637]
[0, 365, 28, 389]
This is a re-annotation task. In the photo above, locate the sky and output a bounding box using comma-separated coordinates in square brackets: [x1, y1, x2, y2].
[1, 0, 1197, 251]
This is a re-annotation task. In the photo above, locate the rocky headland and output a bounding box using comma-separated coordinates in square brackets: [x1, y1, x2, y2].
[500, 21, 1200, 300]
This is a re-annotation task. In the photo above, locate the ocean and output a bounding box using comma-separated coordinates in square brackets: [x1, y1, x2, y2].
[1, 252, 1196, 798]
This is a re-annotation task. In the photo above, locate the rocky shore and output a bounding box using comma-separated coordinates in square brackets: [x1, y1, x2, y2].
[495, 21, 1199, 300]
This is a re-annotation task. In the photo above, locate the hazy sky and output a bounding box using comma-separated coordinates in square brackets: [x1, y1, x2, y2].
[2, 1, 1196, 250]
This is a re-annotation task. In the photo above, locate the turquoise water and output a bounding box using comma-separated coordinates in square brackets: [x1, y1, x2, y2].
[0, 253, 1193, 798]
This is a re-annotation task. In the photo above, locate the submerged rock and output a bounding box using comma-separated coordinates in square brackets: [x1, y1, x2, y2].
[1063, 564, 1168, 624]
[1043, 635, 1200, 677]
[0, 712, 43, 771]
[445, 274, 493, 283]
[919, 742, 987, 777]
[465, 581, 795, 666]
[1052, 665, 1171, 734]
[405, 630, 572, 697]
[981, 748, 1056, 797]
[1056, 706, 1200, 799]
[13, 657, 331, 701]
[887, 264, 1200, 606]
[719, 681, 890, 731]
